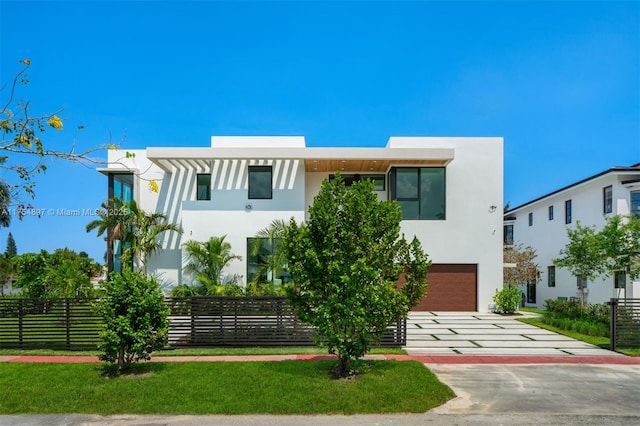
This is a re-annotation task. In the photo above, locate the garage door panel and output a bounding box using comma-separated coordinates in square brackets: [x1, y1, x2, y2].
[411, 264, 477, 311]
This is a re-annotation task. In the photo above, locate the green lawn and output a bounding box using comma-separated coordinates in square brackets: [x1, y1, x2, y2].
[518, 316, 640, 356]
[0, 361, 454, 414]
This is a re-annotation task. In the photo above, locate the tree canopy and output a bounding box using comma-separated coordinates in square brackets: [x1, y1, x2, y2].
[283, 174, 430, 378]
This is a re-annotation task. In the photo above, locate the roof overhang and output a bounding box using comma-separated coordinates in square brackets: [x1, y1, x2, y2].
[97, 167, 139, 176]
[145, 147, 455, 173]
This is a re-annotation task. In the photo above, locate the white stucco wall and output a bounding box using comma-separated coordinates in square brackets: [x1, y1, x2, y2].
[508, 171, 640, 308]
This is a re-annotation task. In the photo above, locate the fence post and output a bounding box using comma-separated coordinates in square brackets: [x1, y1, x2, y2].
[609, 298, 617, 351]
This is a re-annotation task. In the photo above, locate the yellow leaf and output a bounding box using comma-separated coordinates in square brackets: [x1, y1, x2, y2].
[148, 180, 159, 193]
[47, 115, 63, 130]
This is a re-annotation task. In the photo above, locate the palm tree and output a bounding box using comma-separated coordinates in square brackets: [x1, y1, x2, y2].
[249, 219, 289, 287]
[182, 235, 241, 295]
[126, 200, 182, 274]
[86, 199, 181, 274]
[0, 182, 12, 228]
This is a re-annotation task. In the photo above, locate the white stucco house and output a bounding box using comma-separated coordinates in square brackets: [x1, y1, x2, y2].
[504, 164, 640, 308]
[99, 136, 503, 312]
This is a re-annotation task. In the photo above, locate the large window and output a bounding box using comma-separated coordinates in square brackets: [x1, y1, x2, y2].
[329, 174, 385, 190]
[389, 167, 445, 220]
[108, 173, 134, 273]
[197, 174, 211, 200]
[565, 200, 572, 224]
[603, 186, 612, 214]
[246, 238, 289, 285]
[548, 266, 556, 287]
[248, 166, 272, 199]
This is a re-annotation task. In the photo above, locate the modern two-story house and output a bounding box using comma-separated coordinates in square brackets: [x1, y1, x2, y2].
[99, 136, 503, 312]
[504, 164, 640, 307]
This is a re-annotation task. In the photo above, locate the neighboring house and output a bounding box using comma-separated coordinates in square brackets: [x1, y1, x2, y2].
[504, 164, 640, 307]
[99, 136, 503, 312]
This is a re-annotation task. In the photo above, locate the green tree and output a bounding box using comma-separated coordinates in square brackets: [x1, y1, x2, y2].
[180, 235, 242, 295]
[599, 214, 640, 280]
[12, 248, 100, 298]
[5, 232, 17, 257]
[97, 270, 170, 372]
[554, 222, 605, 305]
[283, 175, 430, 378]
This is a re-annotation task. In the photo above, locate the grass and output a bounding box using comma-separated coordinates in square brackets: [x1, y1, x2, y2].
[518, 316, 639, 356]
[0, 346, 406, 357]
[520, 307, 546, 315]
[0, 361, 454, 414]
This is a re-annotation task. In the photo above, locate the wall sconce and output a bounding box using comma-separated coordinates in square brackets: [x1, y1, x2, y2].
[489, 205, 497, 213]
[245, 204, 253, 210]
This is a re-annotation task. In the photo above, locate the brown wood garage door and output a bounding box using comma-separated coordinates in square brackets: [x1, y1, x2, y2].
[411, 264, 477, 311]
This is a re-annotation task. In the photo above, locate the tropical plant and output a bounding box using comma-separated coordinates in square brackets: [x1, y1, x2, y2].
[97, 270, 170, 372]
[283, 174, 430, 378]
[181, 235, 241, 295]
[493, 284, 521, 313]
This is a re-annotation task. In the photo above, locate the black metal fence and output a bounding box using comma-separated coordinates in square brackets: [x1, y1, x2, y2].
[608, 298, 640, 351]
[0, 296, 406, 350]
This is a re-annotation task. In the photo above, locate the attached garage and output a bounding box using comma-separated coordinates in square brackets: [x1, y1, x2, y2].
[411, 264, 478, 311]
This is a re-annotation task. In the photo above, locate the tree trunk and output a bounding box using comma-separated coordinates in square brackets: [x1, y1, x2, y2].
[118, 346, 125, 371]
[336, 355, 350, 378]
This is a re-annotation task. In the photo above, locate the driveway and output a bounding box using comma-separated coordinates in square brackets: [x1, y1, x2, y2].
[405, 311, 619, 356]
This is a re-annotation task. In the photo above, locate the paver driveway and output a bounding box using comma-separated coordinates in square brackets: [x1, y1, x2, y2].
[405, 312, 620, 356]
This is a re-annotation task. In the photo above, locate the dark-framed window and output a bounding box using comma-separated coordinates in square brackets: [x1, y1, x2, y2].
[603, 186, 612, 214]
[528, 212, 533, 226]
[329, 174, 385, 190]
[565, 200, 572, 224]
[503, 224, 514, 245]
[107, 173, 134, 273]
[615, 271, 626, 289]
[526, 282, 536, 304]
[548, 266, 556, 287]
[246, 237, 290, 285]
[388, 167, 445, 220]
[548, 205, 554, 221]
[196, 174, 211, 201]
[248, 166, 272, 199]
[631, 191, 640, 217]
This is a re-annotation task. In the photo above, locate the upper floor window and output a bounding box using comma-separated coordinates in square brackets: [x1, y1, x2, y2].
[577, 276, 587, 289]
[528, 212, 533, 226]
[248, 166, 272, 199]
[631, 191, 640, 217]
[389, 167, 445, 220]
[329, 173, 385, 191]
[615, 271, 626, 289]
[548, 205, 554, 221]
[109, 173, 133, 203]
[503, 224, 514, 245]
[565, 200, 572, 224]
[197, 174, 211, 201]
[603, 186, 612, 214]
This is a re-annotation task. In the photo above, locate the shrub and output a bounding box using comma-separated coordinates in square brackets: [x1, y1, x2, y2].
[493, 285, 521, 313]
[96, 270, 170, 372]
[542, 298, 610, 337]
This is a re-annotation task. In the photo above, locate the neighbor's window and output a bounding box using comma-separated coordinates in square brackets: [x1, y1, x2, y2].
[329, 174, 385, 191]
[248, 166, 272, 199]
[614, 271, 626, 289]
[548, 205, 554, 221]
[503, 224, 514, 245]
[389, 167, 445, 220]
[565, 200, 572, 224]
[603, 186, 612, 214]
[528, 212, 533, 226]
[197, 174, 211, 201]
[548, 266, 556, 287]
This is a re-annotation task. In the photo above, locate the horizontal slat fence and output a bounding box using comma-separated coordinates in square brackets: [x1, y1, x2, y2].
[609, 298, 640, 350]
[1, 297, 406, 350]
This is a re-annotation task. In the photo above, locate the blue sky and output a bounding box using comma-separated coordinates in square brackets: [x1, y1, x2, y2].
[1, 1, 638, 263]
